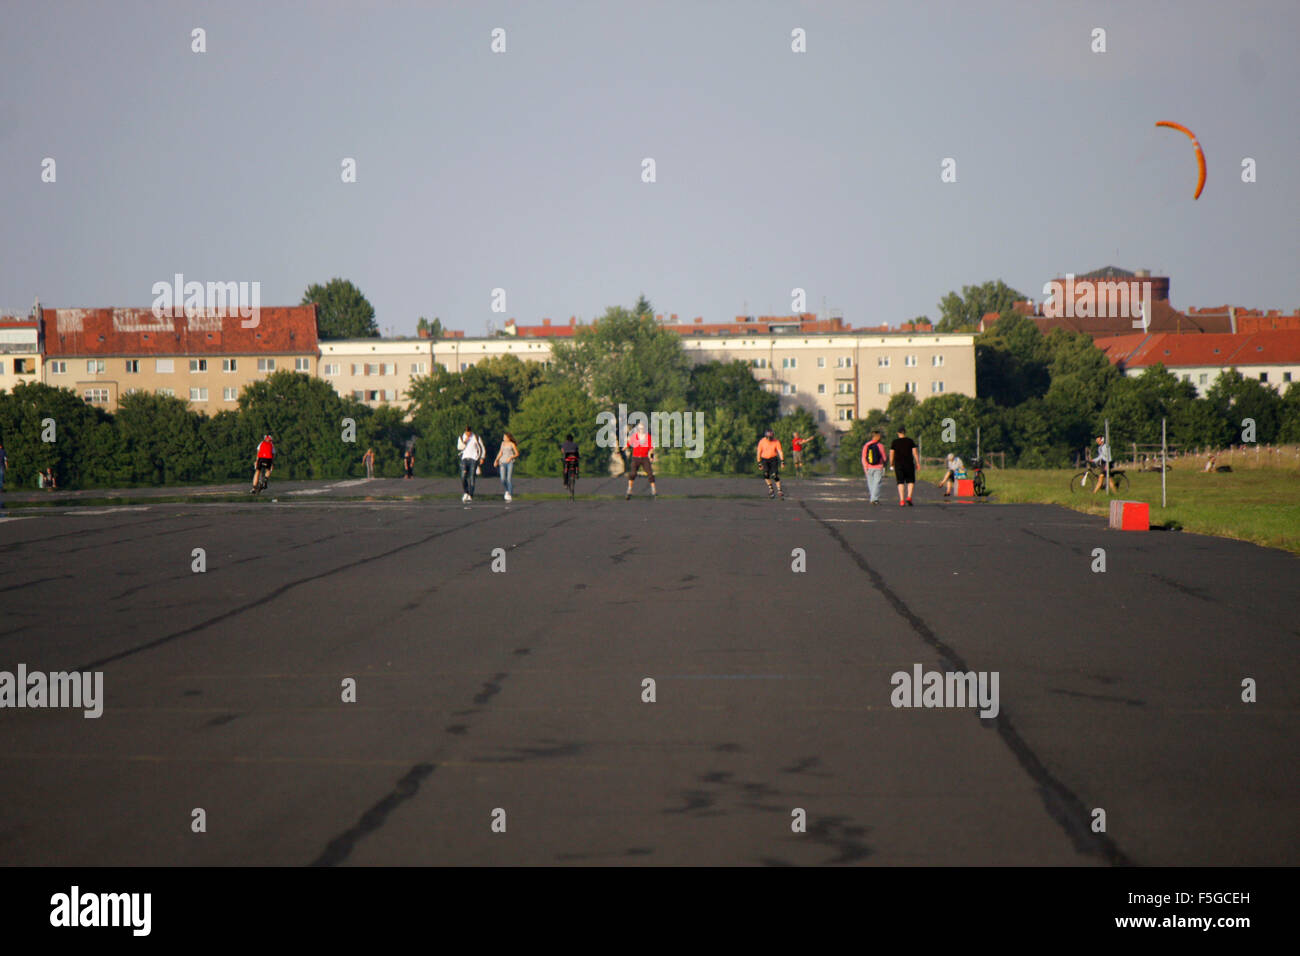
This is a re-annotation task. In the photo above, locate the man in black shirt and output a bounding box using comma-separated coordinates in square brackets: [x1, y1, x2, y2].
[889, 426, 920, 507]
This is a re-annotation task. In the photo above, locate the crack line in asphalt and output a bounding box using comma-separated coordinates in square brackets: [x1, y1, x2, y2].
[799, 499, 1132, 866]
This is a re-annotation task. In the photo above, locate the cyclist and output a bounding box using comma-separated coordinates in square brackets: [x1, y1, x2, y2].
[623, 421, 656, 500]
[757, 429, 784, 499]
[1091, 435, 1115, 493]
[560, 434, 580, 492]
[251, 433, 275, 493]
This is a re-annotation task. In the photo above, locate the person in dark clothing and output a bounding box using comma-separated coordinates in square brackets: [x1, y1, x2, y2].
[889, 426, 919, 507]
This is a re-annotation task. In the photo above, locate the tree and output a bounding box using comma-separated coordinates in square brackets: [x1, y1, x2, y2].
[549, 305, 690, 415]
[687, 361, 779, 426]
[1205, 369, 1282, 445]
[417, 316, 445, 341]
[0, 381, 119, 490]
[114, 391, 206, 484]
[1278, 382, 1300, 444]
[239, 370, 360, 478]
[302, 278, 378, 339]
[508, 383, 609, 477]
[633, 294, 654, 318]
[936, 280, 1024, 333]
[975, 312, 1051, 406]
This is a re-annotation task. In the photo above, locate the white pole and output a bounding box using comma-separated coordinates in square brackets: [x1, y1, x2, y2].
[1161, 418, 1167, 508]
[1104, 419, 1111, 496]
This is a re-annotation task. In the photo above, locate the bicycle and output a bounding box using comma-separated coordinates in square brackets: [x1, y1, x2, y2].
[968, 457, 987, 497]
[562, 456, 579, 501]
[1069, 460, 1128, 494]
[252, 460, 272, 494]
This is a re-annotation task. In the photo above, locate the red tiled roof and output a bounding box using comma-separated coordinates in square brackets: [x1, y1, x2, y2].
[1092, 333, 1151, 366]
[41, 306, 319, 356]
[1122, 331, 1300, 369]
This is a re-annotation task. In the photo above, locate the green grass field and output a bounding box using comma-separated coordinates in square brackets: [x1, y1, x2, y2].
[966, 465, 1300, 555]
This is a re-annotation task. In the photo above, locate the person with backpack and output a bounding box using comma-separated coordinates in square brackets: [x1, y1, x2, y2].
[861, 429, 887, 505]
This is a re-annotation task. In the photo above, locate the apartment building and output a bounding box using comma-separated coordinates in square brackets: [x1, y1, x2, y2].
[0, 319, 43, 393]
[320, 339, 436, 407]
[40, 306, 319, 412]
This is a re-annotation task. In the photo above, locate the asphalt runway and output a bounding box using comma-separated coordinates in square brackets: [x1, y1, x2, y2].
[1, 474, 1296, 865]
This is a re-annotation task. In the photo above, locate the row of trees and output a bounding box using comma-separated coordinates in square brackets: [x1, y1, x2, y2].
[835, 309, 1300, 471]
[0, 300, 826, 489]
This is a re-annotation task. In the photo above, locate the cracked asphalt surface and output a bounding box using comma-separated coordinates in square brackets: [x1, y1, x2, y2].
[1, 475, 1296, 865]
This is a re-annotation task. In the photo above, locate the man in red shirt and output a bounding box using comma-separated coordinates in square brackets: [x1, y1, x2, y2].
[791, 431, 808, 478]
[623, 422, 656, 500]
[251, 434, 275, 493]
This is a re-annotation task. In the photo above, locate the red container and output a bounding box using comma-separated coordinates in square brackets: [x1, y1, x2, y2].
[955, 478, 975, 497]
[1108, 500, 1149, 531]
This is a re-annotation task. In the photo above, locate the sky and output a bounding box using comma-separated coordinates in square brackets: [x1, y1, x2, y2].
[2, 0, 1297, 336]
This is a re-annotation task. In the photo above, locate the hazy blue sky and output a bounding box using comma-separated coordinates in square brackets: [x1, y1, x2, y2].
[3, 0, 1297, 335]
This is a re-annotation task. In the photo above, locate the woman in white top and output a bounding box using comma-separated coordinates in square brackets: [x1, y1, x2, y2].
[494, 432, 520, 502]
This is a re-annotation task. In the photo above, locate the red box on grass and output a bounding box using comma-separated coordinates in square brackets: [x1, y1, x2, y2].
[1108, 499, 1149, 531]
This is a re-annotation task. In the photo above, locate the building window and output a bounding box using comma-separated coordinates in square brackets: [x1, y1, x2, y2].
[781, 357, 796, 369]
[14, 358, 34, 374]
[257, 358, 275, 372]
[460, 363, 470, 371]
[223, 358, 237, 372]
[323, 363, 340, 376]
[1285, 372, 1293, 383]
[904, 355, 918, 367]
[1198, 373, 1208, 385]
[50, 360, 67, 374]
[353, 390, 365, 401]
[158, 388, 174, 397]
[87, 359, 106, 374]
[781, 383, 797, 395]
[836, 382, 854, 394]
[189, 359, 208, 372]
[124, 359, 139, 373]
[155, 359, 174, 374]
[751, 358, 768, 369]
[836, 356, 852, 368]
[223, 387, 237, 401]
[83, 388, 110, 403]
[189, 388, 208, 401]
[932, 354, 944, 367]
[296, 357, 310, 372]
[817, 409, 826, 422]
[931, 381, 945, 393]
[1259, 372, 1269, 383]
[878, 382, 891, 394]
[837, 408, 854, 421]
[877, 356, 890, 367]
[1182, 373, 1190, 381]
[816, 357, 825, 368]
[817, 383, 826, 394]
[410, 362, 426, 374]
[905, 382, 918, 394]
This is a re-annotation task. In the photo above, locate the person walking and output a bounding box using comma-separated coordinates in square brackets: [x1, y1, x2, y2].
[457, 427, 486, 502]
[362, 446, 375, 479]
[1091, 435, 1114, 493]
[861, 429, 887, 504]
[494, 432, 519, 502]
[403, 445, 415, 479]
[623, 421, 657, 500]
[889, 426, 919, 506]
[757, 429, 785, 499]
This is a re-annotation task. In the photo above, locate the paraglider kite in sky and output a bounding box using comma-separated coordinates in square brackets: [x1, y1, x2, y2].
[1155, 121, 1206, 200]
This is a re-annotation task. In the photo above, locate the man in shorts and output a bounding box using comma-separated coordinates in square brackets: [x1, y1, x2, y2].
[889, 426, 919, 507]
[623, 422, 656, 500]
[791, 431, 807, 478]
[757, 429, 785, 499]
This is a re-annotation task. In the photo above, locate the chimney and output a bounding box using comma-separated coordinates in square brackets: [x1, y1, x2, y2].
[542, 318, 551, 326]
[1229, 307, 1236, 333]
